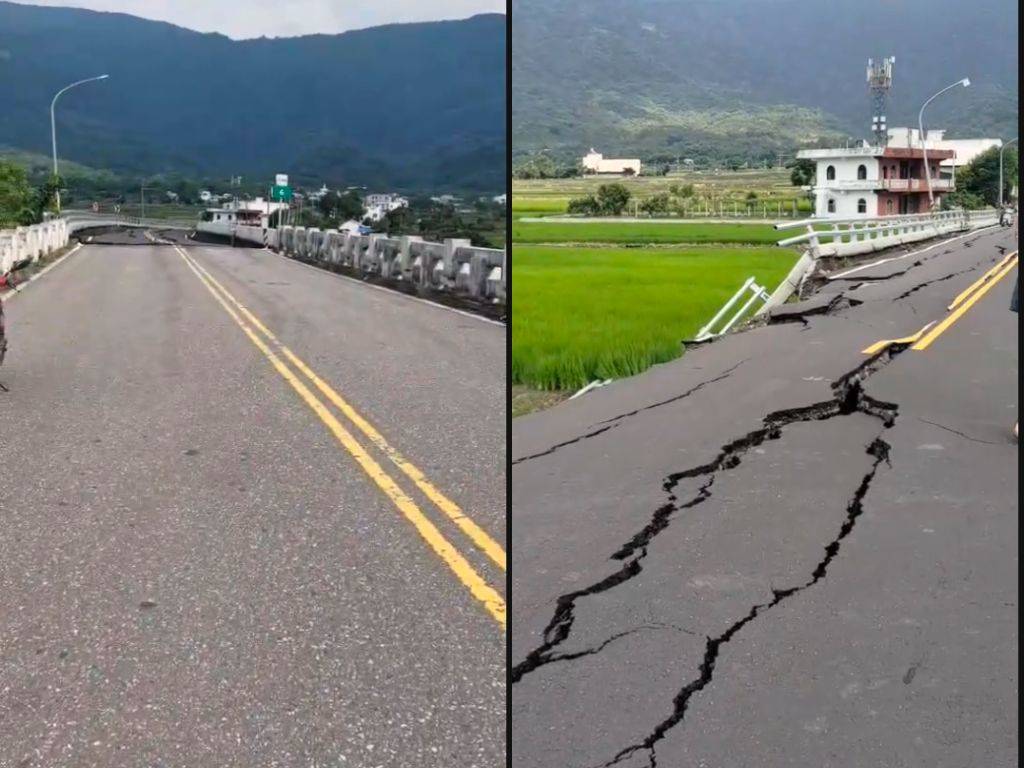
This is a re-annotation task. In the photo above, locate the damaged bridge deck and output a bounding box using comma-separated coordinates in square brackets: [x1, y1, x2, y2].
[510, 226, 1018, 768]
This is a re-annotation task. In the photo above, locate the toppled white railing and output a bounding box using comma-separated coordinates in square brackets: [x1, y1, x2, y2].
[0, 219, 69, 275]
[694, 276, 771, 341]
[199, 222, 506, 304]
[755, 207, 999, 315]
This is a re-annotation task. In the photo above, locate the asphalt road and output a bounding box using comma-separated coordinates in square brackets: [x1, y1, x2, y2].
[0, 231, 505, 767]
[511, 226, 1018, 768]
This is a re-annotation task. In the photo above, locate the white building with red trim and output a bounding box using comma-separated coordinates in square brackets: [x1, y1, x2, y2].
[798, 143, 955, 218]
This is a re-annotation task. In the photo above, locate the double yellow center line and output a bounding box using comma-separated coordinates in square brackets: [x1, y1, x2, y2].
[862, 250, 1018, 355]
[174, 245, 506, 628]
[912, 250, 1017, 351]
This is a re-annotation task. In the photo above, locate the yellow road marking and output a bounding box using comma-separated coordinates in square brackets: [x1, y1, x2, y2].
[175, 247, 506, 628]
[180, 249, 506, 572]
[861, 322, 936, 355]
[947, 250, 1018, 310]
[913, 256, 1018, 351]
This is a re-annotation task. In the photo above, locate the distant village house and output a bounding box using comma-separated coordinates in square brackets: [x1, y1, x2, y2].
[363, 193, 409, 222]
[581, 148, 641, 176]
[206, 197, 288, 228]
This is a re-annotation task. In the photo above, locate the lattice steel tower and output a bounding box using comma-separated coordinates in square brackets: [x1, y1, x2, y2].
[867, 57, 895, 146]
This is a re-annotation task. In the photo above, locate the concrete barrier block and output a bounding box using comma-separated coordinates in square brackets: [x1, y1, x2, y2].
[442, 238, 471, 286]
[399, 236, 423, 280]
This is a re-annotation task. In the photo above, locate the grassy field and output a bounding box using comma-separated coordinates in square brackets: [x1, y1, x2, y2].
[512, 245, 795, 391]
[513, 168, 814, 215]
[513, 220, 782, 245]
[512, 197, 569, 219]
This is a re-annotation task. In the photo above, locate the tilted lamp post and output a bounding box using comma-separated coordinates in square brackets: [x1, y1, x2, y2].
[918, 78, 970, 210]
[50, 74, 110, 213]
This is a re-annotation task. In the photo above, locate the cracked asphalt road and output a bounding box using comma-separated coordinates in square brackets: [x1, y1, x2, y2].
[511, 226, 1018, 768]
[0, 233, 505, 767]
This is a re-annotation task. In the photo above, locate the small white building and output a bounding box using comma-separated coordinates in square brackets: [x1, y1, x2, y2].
[582, 148, 641, 175]
[363, 193, 409, 222]
[307, 184, 330, 202]
[493, 193, 507, 205]
[199, 190, 213, 203]
[207, 197, 289, 228]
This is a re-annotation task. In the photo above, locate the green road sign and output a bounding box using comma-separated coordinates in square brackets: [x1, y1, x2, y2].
[271, 185, 293, 202]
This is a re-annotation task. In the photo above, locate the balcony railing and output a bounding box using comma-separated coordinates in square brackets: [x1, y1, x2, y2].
[879, 178, 953, 192]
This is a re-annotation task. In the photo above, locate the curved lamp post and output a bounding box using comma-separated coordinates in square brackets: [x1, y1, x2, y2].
[919, 77, 970, 210]
[999, 137, 1017, 210]
[50, 74, 109, 213]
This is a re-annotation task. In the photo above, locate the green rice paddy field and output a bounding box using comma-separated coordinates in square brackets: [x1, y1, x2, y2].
[512, 245, 795, 392]
[513, 220, 782, 245]
[511, 171, 807, 412]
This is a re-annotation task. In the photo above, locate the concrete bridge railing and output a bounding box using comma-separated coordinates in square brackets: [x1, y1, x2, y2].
[198, 221, 506, 303]
[0, 219, 69, 274]
[757, 207, 1001, 315]
[774, 208, 999, 258]
[61, 211, 196, 232]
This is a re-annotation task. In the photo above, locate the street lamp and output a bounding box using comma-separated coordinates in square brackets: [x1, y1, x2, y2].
[50, 74, 110, 213]
[999, 137, 1017, 210]
[919, 77, 970, 210]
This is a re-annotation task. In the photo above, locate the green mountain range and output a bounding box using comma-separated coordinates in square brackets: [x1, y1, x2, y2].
[512, 0, 1018, 165]
[0, 2, 506, 194]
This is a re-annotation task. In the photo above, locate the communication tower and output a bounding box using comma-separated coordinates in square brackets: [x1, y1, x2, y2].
[867, 56, 895, 146]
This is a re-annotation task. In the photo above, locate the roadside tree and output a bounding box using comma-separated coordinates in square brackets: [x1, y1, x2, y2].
[596, 183, 631, 215]
[639, 193, 670, 215]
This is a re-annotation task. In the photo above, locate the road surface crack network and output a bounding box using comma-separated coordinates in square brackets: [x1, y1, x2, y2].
[890, 254, 1000, 301]
[600, 436, 891, 768]
[767, 294, 863, 326]
[512, 362, 747, 466]
[512, 342, 909, 766]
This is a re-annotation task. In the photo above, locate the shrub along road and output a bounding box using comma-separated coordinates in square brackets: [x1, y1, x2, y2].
[510, 226, 1018, 768]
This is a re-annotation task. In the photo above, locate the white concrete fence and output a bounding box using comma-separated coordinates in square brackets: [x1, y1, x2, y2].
[0, 219, 69, 275]
[755, 207, 1000, 315]
[198, 221, 506, 303]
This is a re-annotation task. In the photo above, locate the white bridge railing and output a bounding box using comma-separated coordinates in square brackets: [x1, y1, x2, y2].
[62, 211, 197, 231]
[0, 219, 69, 275]
[754, 207, 1000, 315]
[693, 207, 1000, 336]
[694, 277, 770, 341]
[199, 222, 506, 304]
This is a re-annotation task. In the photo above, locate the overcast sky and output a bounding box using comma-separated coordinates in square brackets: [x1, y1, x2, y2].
[13, 0, 504, 39]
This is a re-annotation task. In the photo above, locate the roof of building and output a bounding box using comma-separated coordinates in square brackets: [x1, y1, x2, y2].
[797, 146, 954, 161]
